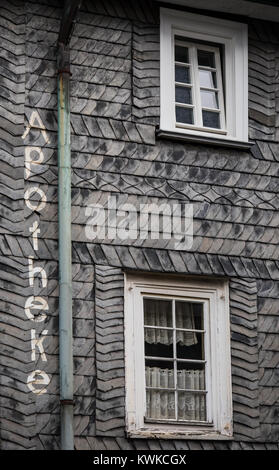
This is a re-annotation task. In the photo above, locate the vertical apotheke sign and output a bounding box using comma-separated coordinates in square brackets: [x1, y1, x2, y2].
[22, 111, 51, 395]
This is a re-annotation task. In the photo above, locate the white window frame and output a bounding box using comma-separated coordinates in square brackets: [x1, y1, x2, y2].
[160, 8, 248, 142]
[124, 274, 233, 439]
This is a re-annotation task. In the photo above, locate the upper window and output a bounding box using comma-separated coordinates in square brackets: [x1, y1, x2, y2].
[160, 9, 248, 142]
[124, 274, 232, 439]
[174, 40, 225, 132]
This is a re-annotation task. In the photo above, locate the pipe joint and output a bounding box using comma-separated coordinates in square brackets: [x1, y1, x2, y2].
[60, 399, 75, 406]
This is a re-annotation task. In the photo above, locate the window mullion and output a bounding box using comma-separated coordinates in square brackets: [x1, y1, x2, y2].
[191, 46, 203, 127]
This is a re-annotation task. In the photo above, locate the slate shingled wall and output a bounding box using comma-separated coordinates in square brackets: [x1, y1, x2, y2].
[0, 0, 278, 450]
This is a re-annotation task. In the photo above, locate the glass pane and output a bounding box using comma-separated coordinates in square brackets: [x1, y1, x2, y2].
[202, 110, 220, 128]
[176, 332, 204, 360]
[175, 44, 189, 63]
[146, 390, 175, 420]
[175, 65, 191, 84]
[175, 86, 192, 104]
[177, 363, 206, 390]
[145, 328, 173, 358]
[178, 392, 206, 421]
[176, 106, 193, 124]
[145, 361, 175, 388]
[199, 69, 217, 88]
[175, 301, 203, 331]
[197, 50, 215, 68]
[144, 298, 172, 327]
[201, 90, 218, 109]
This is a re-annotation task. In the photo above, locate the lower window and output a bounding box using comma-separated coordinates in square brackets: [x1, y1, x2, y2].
[145, 297, 207, 423]
[124, 274, 232, 439]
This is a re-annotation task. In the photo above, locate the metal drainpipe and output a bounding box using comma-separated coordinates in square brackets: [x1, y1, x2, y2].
[57, 43, 74, 451]
[57, 0, 82, 450]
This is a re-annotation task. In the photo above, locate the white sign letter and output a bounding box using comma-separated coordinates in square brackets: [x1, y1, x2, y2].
[25, 146, 45, 179]
[25, 186, 47, 212]
[27, 370, 50, 395]
[31, 329, 48, 362]
[28, 257, 47, 288]
[29, 221, 41, 251]
[22, 110, 50, 143]
[25, 296, 49, 322]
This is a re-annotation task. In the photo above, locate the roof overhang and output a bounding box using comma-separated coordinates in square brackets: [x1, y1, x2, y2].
[157, 0, 279, 22]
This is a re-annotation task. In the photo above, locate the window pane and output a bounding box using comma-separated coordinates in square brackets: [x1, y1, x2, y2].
[175, 65, 191, 83]
[175, 86, 192, 104]
[146, 390, 175, 420]
[197, 50, 215, 68]
[145, 328, 173, 358]
[176, 106, 193, 124]
[201, 90, 218, 109]
[178, 392, 206, 421]
[175, 44, 189, 63]
[175, 301, 203, 331]
[145, 362, 175, 388]
[202, 110, 220, 128]
[144, 298, 172, 327]
[176, 333, 204, 360]
[177, 364, 206, 390]
[199, 69, 217, 88]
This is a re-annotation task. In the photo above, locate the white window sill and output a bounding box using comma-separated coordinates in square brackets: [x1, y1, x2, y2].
[156, 128, 253, 150]
[127, 425, 233, 440]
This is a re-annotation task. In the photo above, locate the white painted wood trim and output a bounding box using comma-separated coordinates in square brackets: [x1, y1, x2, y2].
[160, 8, 248, 142]
[124, 274, 233, 439]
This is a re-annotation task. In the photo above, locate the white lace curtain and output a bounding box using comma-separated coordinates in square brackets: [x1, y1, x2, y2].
[146, 366, 206, 421]
[145, 300, 197, 346]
